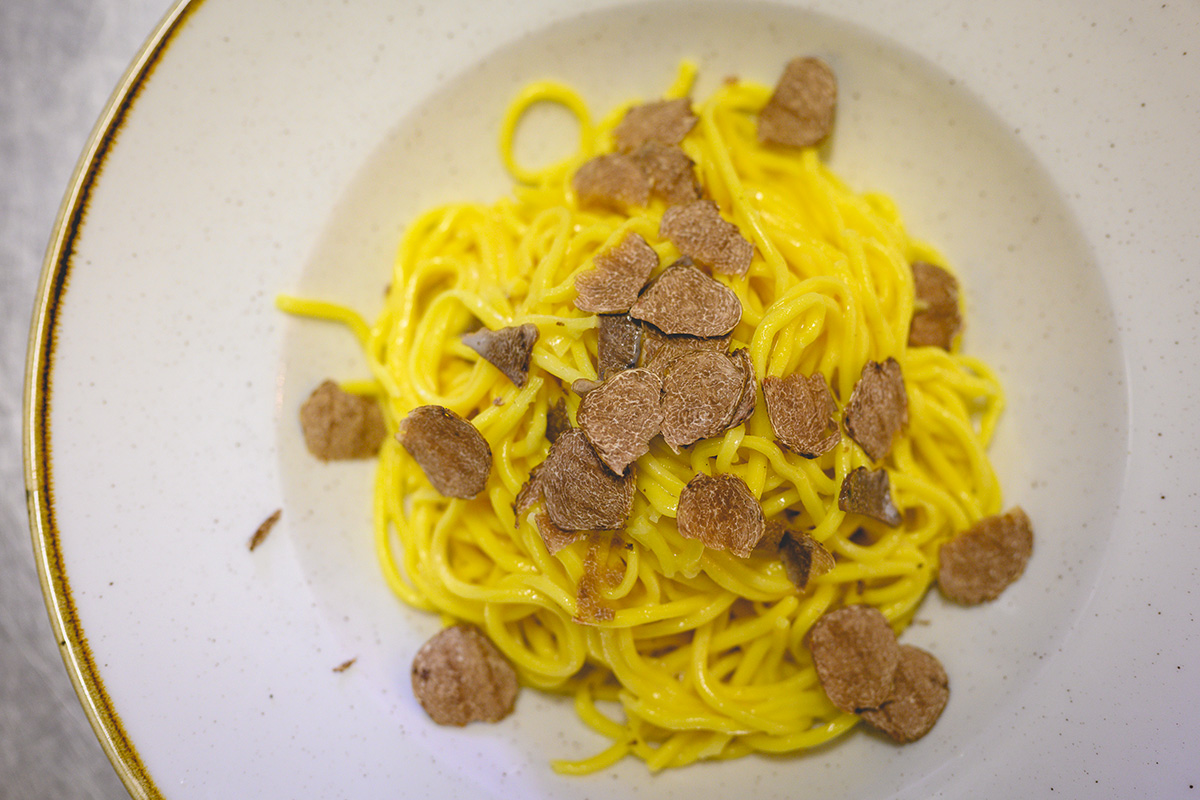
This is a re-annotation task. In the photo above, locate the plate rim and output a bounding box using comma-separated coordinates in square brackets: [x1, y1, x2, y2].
[22, 1, 198, 797]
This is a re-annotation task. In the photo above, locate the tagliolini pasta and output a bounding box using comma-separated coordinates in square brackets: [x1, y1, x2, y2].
[280, 60, 1005, 772]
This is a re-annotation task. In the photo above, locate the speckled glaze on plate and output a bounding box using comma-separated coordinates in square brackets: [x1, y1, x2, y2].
[24, 0, 1200, 797]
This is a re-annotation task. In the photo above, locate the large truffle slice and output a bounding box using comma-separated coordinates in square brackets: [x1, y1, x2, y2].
[398, 405, 492, 499]
[844, 358, 908, 462]
[762, 372, 841, 457]
[908, 261, 963, 350]
[859, 644, 950, 743]
[937, 507, 1034, 604]
[639, 322, 732, 377]
[612, 97, 697, 153]
[659, 350, 746, 451]
[757, 56, 838, 148]
[807, 605, 900, 713]
[780, 530, 836, 590]
[461, 323, 539, 387]
[299, 380, 387, 461]
[574, 232, 659, 314]
[573, 152, 650, 211]
[541, 428, 636, 531]
[629, 263, 742, 338]
[675, 473, 766, 558]
[597, 314, 642, 379]
[631, 142, 702, 205]
[838, 466, 902, 527]
[724, 348, 758, 430]
[659, 200, 754, 277]
[411, 624, 519, 726]
[577, 368, 664, 475]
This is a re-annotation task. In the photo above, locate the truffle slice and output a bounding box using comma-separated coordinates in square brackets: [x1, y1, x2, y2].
[534, 511, 583, 555]
[411, 624, 519, 726]
[807, 605, 900, 713]
[757, 56, 838, 148]
[398, 405, 492, 499]
[859, 645, 950, 743]
[613, 97, 697, 152]
[724, 348, 758, 430]
[629, 263, 742, 338]
[780, 530, 836, 590]
[574, 232, 659, 314]
[937, 507, 1034, 604]
[762, 372, 841, 457]
[546, 399, 570, 443]
[571, 378, 602, 396]
[908, 261, 963, 350]
[577, 368, 664, 475]
[676, 473, 766, 558]
[630, 142, 702, 205]
[299, 380, 388, 461]
[639, 322, 732, 376]
[659, 200, 755, 277]
[844, 358, 908, 462]
[838, 466, 902, 527]
[461, 323, 539, 387]
[660, 350, 746, 451]
[541, 428, 636, 531]
[597, 314, 643, 379]
[573, 152, 650, 211]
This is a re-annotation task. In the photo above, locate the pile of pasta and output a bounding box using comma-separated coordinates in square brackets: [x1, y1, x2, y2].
[282, 59, 1012, 773]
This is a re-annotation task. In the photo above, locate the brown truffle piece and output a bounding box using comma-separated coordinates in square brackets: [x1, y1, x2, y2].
[757, 56, 838, 148]
[838, 466, 902, 527]
[597, 314, 642, 379]
[613, 97, 697, 153]
[675, 473, 766, 558]
[534, 511, 583, 555]
[762, 372, 841, 457]
[860, 645, 949, 743]
[577, 368, 664, 475]
[724, 348, 758, 430]
[629, 263, 742, 338]
[659, 200, 755, 276]
[844, 358, 908, 462]
[545, 399, 570, 443]
[780, 530, 836, 590]
[937, 507, 1033, 604]
[630, 142, 702, 205]
[248, 509, 282, 552]
[411, 624, 519, 726]
[398, 405, 492, 499]
[639, 322, 732, 377]
[461, 323, 539, 387]
[299, 380, 388, 461]
[659, 350, 746, 451]
[574, 232, 659, 314]
[573, 153, 650, 211]
[541, 428, 636, 531]
[807, 604, 900, 713]
[908, 261, 963, 350]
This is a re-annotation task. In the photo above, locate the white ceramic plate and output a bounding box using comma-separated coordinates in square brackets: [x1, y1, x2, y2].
[26, 0, 1200, 797]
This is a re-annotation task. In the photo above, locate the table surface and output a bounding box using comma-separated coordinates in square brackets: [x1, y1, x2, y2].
[1, 2, 171, 798]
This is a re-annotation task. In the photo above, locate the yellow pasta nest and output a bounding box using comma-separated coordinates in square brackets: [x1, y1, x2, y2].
[281, 61, 1004, 773]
